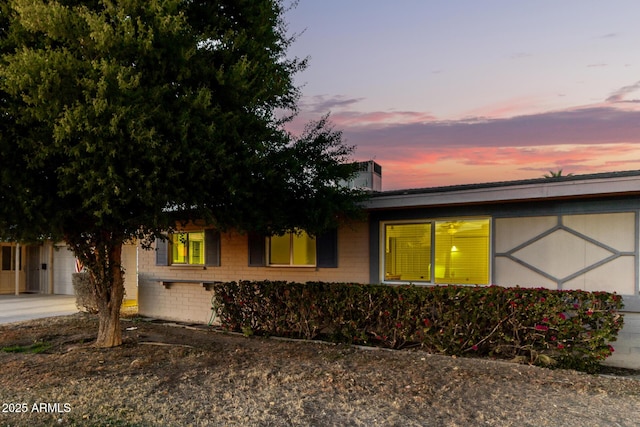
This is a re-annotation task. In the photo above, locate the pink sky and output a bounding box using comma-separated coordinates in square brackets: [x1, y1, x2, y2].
[285, 1, 640, 190]
[289, 97, 640, 190]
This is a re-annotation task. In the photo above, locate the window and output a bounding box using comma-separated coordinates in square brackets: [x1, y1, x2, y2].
[248, 229, 338, 268]
[385, 223, 431, 281]
[155, 230, 220, 267]
[383, 218, 490, 284]
[172, 232, 205, 265]
[268, 230, 317, 266]
[1, 246, 19, 271]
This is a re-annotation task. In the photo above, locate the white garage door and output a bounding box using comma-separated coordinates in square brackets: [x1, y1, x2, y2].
[53, 245, 76, 295]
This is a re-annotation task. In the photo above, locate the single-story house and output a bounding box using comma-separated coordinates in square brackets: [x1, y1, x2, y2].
[138, 164, 640, 369]
[0, 241, 138, 305]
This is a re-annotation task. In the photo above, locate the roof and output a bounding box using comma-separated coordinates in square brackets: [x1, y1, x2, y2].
[364, 169, 640, 210]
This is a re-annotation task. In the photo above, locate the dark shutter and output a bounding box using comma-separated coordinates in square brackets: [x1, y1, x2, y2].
[155, 236, 169, 266]
[205, 229, 221, 266]
[248, 232, 266, 266]
[316, 228, 338, 268]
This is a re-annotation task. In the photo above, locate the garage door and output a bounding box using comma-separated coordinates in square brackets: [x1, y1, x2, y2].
[53, 245, 76, 295]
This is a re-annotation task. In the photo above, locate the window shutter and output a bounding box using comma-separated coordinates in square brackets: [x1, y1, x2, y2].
[248, 232, 266, 266]
[205, 229, 221, 266]
[155, 237, 169, 266]
[316, 228, 338, 268]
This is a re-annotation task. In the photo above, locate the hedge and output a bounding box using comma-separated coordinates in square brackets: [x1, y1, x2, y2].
[211, 281, 624, 373]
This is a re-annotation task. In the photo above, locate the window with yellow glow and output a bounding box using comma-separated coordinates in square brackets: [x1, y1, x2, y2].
[434, 220, 490, 284]
[384, 223, 431, 281]
[383, 219, 490, 284]
[171, 232, 205, 265]
[269, 231, 316, 266]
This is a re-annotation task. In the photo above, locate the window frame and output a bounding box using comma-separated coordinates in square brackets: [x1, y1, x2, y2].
[380, 217, 491, 285]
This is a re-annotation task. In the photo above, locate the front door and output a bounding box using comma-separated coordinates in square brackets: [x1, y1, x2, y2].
[25, 246, 42, 293]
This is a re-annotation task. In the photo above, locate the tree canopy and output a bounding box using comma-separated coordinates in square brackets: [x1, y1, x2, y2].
[0, 0, 364, 347]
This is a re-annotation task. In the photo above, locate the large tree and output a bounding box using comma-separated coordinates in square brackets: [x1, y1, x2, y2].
[0, 0, 363, 347]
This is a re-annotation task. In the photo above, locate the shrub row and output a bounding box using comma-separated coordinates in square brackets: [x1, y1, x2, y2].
[211, 281, 624, 373]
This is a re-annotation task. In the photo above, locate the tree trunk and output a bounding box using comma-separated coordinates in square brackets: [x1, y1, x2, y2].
[93, 242, 125, 348]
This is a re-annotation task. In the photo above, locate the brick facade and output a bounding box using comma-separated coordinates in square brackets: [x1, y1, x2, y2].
[138, 221, 370, 323]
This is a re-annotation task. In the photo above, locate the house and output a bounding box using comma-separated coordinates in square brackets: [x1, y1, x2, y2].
[0, 241, 138, 305]
[137, 164, 640, 369]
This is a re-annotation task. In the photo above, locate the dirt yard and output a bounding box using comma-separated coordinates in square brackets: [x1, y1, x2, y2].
[1, 312, 639, 427]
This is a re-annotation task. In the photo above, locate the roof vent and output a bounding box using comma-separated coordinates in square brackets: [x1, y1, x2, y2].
[344, 160, 382, 192]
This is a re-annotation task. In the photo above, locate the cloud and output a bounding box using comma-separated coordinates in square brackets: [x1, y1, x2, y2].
[331, 110, 436, 127]
[508, 52, 531, 60]
[289, 94, 640, 190]
[346, 106, 640, 153]
[373, 142, 640, 190]
[606, 81, 640, 103]
[302, 95, 365, 113]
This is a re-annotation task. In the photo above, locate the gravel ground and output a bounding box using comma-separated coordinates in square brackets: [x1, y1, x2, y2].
[0, 313, 639, 426]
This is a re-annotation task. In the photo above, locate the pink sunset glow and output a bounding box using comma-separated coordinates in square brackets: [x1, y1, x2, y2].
[285, 1, 640, 190]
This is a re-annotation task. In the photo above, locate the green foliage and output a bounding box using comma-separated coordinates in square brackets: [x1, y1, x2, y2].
[72, 272, 99, 314]
[543, 169, 573, 179]
[212, 281, 624, 373]
[0, 0, 362, 243]
[2, 341, 52, 354]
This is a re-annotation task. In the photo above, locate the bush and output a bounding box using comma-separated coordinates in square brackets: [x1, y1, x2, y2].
[72, 272, 98, 314]
[211, 281, 624, 373]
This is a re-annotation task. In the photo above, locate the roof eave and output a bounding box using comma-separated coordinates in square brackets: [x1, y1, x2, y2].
[364, 175, 640, 210]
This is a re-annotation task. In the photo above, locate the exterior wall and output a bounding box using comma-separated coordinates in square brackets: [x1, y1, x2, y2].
[493, 212, 637, 295]
[494, 212, 640, 369]
[138, 221, 370, 323]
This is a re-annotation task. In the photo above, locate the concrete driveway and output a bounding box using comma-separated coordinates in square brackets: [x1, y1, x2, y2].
[0, 294, 78, 325]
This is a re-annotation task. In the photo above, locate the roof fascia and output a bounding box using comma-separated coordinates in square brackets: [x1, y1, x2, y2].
[364, 175, 640, 210]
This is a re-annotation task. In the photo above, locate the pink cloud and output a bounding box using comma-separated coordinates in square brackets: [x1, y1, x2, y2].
[460, 96, 544, 120]
[286, 90, 640, 190]
[606, 81, 640, 103]
[373, 143, 640, 190]
[330, 110, 436, 127]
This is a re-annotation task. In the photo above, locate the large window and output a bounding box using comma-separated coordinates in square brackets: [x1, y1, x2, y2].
[383, 218, 490, 284]
[268, 231, 316, 266]
[171, 232, 205, 265]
